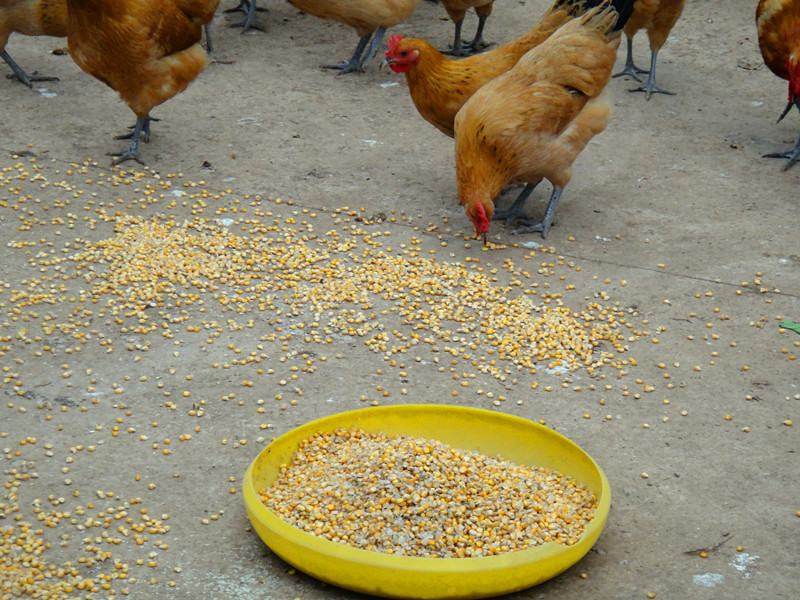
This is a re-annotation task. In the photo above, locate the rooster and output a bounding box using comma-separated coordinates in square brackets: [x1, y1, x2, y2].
[453, 1, 635, 243]
[1, 0, 68, 87]
[612, 0, 685, 99]
[287, 0, 422, 74]
[756, 0, 800, 171]
[383, 0, 605, 138]
[66, 0, 221, 165]
[439, 0, 495, 56]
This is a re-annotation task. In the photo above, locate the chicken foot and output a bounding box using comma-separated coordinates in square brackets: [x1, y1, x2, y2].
[763, 135, 800, 171]
[463, 13, 491, 54]
[510, 186, 563, 239]
[110, 115, 155, 166]
[2, 50, 59, 88]
[492, 182, 538, 225]
[225, 0, 266, 33]
[444, 14, 490, 57]
[763, 102, 800, 171]
[628, 51, 674, 100]
[612, 37, 648, 82]
[322, 27, 387, 74]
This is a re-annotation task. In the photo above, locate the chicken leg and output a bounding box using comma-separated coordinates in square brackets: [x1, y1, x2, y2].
[2, 50, 58, 88]
[491, 183, 539, 226]
[763, 101, 800, 171]
[463, 12, 490, 53]
[510, 186, 563, 239]
[323, 27, 387, 74]
[110, 115, 156, 166]
[611, 36, 647, 82]
[445, 13, 490, 56]
[225, 0, 266, 32]
[444, 19, 469, 56]
[628, 50, 674, 99]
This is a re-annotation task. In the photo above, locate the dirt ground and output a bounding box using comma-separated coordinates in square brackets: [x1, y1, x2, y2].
[1, 0, 799, 598]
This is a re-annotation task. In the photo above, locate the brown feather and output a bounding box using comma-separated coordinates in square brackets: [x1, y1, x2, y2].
[1, 0, 67, 50]
[287, 0, 421, 38]
[66, 0, 219, 118]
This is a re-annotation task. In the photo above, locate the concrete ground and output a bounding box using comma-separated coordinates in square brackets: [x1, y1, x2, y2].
[1, 0, 798, 598]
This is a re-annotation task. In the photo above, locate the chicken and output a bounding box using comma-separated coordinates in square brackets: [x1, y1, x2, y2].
[383, 0, 616, 138]
[439, 0, 494, 56]
[453, 1, 635, 243]
[66, 0, 221, 165]
[287, 0, 422, 74]
[756, 0, 800, 171]
[1, 0, 68, 87]
[611, 0, 684, 99]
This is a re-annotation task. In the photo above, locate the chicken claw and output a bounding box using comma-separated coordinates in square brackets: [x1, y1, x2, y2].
[763, 137, 800, 171]
[444, 15, 491, 57]
[510, 187, 562, 239]
[627, 51, 674, 100]
[110, 116, 154, 166]
[2, 50, 58, 88]
[226, 0, 266, 32]
[323, 27, 386, 74]
[611, 37, 647, 82]
[491, 183, 538, 225]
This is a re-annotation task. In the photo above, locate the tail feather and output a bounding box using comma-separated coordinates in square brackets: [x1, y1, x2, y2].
[555, 0, 636, 31]
[607, 0, 637, 31]
[553, 0, 590, 16]
[566, 0, 636, 31]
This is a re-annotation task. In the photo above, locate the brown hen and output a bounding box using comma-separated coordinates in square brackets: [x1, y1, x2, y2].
[454, 1, 635, 242]
[66, 0, 220, 165]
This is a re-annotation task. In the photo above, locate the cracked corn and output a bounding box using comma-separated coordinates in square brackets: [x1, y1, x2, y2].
[259, 428, 598, 558]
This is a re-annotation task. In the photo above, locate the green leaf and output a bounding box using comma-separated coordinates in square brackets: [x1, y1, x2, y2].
[779, 319, 800, 335]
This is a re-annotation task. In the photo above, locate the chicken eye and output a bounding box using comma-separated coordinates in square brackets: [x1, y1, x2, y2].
[400, 51, 408, 57]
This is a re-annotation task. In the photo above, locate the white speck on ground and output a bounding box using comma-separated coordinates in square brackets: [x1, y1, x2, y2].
[694, 573, 725, 587]
[730, 554, 760, 579]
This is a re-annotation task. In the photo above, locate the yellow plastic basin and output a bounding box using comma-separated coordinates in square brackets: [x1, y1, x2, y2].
[243, 405, 611, 599]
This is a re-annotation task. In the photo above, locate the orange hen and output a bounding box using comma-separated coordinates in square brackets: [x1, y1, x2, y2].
[454, 1, 635, 243]
[757, 0, 800, 170]
[612, 0, 685, 99]
[383, 0, 627, 138]
[66, 0, 220, 165]
[1, 0, 67, 87]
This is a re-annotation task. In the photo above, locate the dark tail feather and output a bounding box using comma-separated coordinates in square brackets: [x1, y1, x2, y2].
[607, 0, 637, 31]
[565, 0, 637, 30]
[556, 0, 636, 28]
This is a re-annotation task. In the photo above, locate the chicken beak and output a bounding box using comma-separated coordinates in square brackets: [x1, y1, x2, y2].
[379, 58, 391, 73]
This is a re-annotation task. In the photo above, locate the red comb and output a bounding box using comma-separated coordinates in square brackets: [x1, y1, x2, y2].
[475, 202, 490, 233]
[387, 34, 403, 53]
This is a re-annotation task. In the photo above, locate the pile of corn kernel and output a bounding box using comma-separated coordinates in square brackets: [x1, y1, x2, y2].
[2, 155, 637, 396]
[259, 428, 598, 558]
[43, 209, 629, 378]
